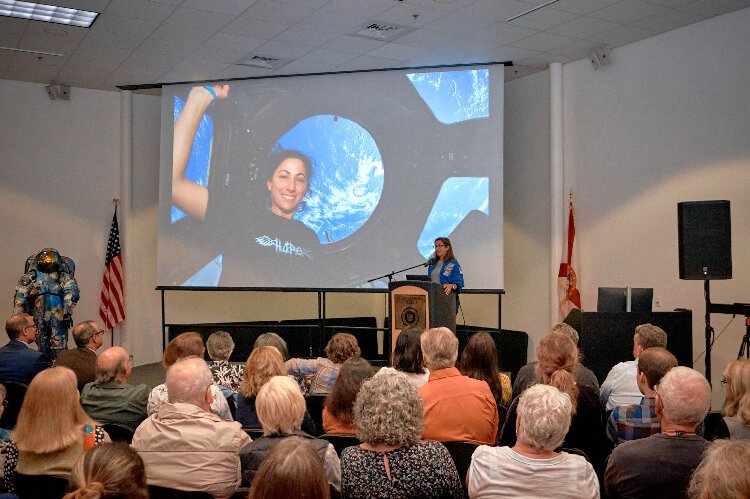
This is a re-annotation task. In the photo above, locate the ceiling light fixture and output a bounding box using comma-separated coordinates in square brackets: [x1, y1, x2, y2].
[505, 0, 560, 22]
[0, 1, 99, 27]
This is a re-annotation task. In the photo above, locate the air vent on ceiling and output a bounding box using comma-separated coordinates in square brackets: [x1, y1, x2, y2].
[236, 54, 289, 70]
[352, 21, 412, 42]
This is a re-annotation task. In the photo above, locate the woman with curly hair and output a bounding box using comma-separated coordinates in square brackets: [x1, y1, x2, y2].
[64, 442, 148, 499]
[323, 357, 374, 435]
[459, 332, 512, 408]
[713, 359, 750, 440]
[286, 333, 360, 395]
[340, 370, 463, 499]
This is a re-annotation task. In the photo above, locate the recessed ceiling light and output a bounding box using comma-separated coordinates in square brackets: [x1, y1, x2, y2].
[0, 1, 99, 28]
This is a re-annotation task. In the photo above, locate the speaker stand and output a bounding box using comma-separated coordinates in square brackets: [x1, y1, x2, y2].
[704, 280, 715, 385]
[737, 309, 750, 360]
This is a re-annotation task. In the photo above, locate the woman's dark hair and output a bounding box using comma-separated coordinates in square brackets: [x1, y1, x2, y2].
[458, 332, 505, 406]
[434, 237, 456, 262]
[265, 148, 313, 183]
[325, 357, 374, 425]
[249, 437, 330, 499]
[392, 326, 426, 374]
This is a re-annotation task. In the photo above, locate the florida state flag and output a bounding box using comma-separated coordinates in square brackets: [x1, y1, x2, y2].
[558, 195, 581, 316]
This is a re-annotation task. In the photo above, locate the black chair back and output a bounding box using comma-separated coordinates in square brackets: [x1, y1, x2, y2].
[442, 441, 479, 494]
[305, 395, 327, 435]
[15, 473, 68, 499]
[148, 485, 214, 498]
[102, 423, 136, 443]
[242, 427, 265, 440]
[0, 382, 28, 430]
[321, 434, 360, 456]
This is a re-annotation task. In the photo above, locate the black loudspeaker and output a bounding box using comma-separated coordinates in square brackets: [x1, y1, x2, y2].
[678, 200, 732, 280]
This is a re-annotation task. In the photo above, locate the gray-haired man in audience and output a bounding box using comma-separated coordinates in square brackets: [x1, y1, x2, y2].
[132, 356, 252, 498]
[80, 346, 149, 429]
[604, 366, 711, 498]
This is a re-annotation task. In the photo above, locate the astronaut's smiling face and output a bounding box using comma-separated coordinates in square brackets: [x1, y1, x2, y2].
[267, 158, 308, 219]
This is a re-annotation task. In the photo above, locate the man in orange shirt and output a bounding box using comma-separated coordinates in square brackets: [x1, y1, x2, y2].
[418, 327, 498, 445]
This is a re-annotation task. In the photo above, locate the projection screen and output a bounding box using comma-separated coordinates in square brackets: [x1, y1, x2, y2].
[157, 64, 504, 290]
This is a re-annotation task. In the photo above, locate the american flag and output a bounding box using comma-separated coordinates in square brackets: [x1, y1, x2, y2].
[99, 208, 125, 330]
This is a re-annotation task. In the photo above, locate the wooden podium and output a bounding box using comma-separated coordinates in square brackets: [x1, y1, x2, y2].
[389, 280, 456, 353]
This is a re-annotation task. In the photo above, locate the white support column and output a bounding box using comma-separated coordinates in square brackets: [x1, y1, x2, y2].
[119, 90, 133, 346]
[549, 63, 564, 326]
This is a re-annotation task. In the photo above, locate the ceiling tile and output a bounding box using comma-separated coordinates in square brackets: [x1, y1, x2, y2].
[83, 26, 149, 50]
[632, 8, 705, 31]
[191, 45, 251, 65]
[299, 9, 369, 33]
[272, 27, 338, 47]
[17, 34, 80, 57]
[508, 7, 580, 30]
[205, 32, 266, 52]
[0, 17, 27, 35]
[366, 42, 428, 61]
[322, 35, 386, 55]
[212, 64, 272, 79]
[240, 0, 316, 25]
[336, 54, 404, 71]
[323, 0, 393, 18]
[124, 49, 185, 68]
[394, 27, 459, 49]
[552, 0, 622, 15]
[518, 52, 574, 69]
[22, 21, 89, 44]
[222, 16, 287, 39]
[473, 23, 539, 44]
[88, 14, 160, 37]
[53, 0, 110, 12]
[301, 47, 357, 66]
[588, 24, 656, 47]
[165, 7, 235, 31]
[0, 30, 23, 47]
[677, 0, 750, 17]
[459, 0, 544, 22]
[181, 0, 259, 16]
[647, 0, 702, 7]
[276, 0, 330, 8]
[547, 38, 601, 59]
[270, 58, 336, 75]
[589, 0, 668, 24]
[510, 31, 580, 52]
[4, 62, 61, 84]
[375, 2, 446, 28]
[252, 39, 314, 59]
[144, 23, 215, 49]
[423, 12, 495, 35]
[548, 15, 622, 38]
[105, 0, 177, 22]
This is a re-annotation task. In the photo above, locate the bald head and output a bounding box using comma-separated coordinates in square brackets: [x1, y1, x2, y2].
[96, 346, 131, 383]
[166, 357, 213, 410]
[637, 347, 678, 390]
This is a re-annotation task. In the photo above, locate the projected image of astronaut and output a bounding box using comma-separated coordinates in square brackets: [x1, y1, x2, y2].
[172, 84, 387, 287]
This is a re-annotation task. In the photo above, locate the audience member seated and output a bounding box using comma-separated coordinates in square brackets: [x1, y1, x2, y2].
[607, 347, 677, 445]
[236, 346, 315, 434]
[132, 356, 251, 499]
[240, 376, 340, 492]
[341, 369, 462, 498]
[0, 384, 9, 441]
[605, 366, 711, 499]
[500, 331, 609, 475]
[0, 313, 47, 385]
[63, 442, 148, 499]
[600, 323, 667, 411]
[687, 439, 750, 499]
[459, 332, 512, 408]
[147, 332, 232, 421]
[512, 323, 599, 399]
[206, 330, 243, 392]
[286, 333, 360, 395]
[419, 327, 498, 445]
[468, 384, 599, 498]
[2, 367, 109, 491]
[249, 436, 330, 499]
[712, 358, 750, 440]
[323, 357, 374, 435]
[387, 326, 429, 388]
[254, 332, 289, 361]
[80, 346, 149, 429]
[54, 320, 104, 391]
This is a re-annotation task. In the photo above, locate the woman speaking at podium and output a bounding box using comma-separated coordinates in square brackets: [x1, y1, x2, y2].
[427, 237, 464, 297]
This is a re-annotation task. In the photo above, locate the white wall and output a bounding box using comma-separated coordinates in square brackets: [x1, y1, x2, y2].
[559, 8, 750, 407]
[0, 79, 121, 345]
